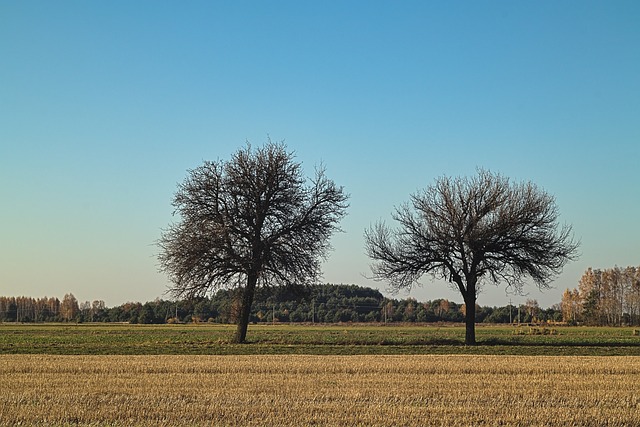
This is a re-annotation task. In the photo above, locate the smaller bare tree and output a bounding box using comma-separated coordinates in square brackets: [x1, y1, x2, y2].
[365, 170, 579, 345]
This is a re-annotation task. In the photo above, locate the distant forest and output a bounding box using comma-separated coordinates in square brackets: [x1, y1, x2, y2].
[0, 284, 561, 325]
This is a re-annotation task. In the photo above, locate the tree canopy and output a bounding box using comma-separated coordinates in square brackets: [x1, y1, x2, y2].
[365, 169, 579, 344]
[158, 141, 348, 342]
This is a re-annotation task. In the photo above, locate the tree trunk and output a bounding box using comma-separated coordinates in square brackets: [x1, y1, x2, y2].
[233, 273, 257, 344]
[456, 276, 477, 346]
[464, 298, 476, 345]
[464, 291, 477, 346]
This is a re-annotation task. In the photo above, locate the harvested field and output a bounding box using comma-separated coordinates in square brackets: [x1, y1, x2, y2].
[2, 354, 639, 426]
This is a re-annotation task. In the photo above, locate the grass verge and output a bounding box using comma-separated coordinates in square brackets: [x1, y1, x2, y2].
[1, 323, 640, 355]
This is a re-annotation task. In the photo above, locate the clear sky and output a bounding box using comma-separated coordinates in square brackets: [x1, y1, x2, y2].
[1, 1, 639, 309]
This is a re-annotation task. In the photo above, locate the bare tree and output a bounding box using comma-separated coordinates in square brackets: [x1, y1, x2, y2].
[365, 170, 579, 345]
[60, 293, 79, 322]
[561, 288, 582, 324]
[158, 141, 348, 343]
[576, 265, 640, 326]
[524, 299, 540, 322]
[625, 266, 640, 326]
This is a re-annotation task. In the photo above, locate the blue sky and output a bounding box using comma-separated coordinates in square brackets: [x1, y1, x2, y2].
[1, 1, 639, 308]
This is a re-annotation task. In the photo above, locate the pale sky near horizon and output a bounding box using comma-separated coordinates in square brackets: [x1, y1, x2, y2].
[1, 1, 639, 309]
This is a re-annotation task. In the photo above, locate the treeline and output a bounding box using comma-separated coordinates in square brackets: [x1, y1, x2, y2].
[561, 265, 640, 326]
[0, 284, 561, 324]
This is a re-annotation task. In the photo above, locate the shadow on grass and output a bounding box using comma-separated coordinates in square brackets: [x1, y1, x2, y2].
[478, 338, 640, 347]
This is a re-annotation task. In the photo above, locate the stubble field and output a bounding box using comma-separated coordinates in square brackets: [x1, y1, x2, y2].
[2, 354, 640, 426]
[2, 324, 640, 426]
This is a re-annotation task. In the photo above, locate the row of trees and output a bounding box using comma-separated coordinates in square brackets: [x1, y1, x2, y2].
[561, 266, 640, 326]
[0, 294, 157, 324]
[0, 294, 106, 323]
[0, 284, 561, 325]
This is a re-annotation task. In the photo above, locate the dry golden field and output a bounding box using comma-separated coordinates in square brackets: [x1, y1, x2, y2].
[1, 354, 640, 426]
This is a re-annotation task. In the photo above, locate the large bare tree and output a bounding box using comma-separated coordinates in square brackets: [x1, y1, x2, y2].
[365, 170, 579, 345]
[158, 141, 348, 343]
